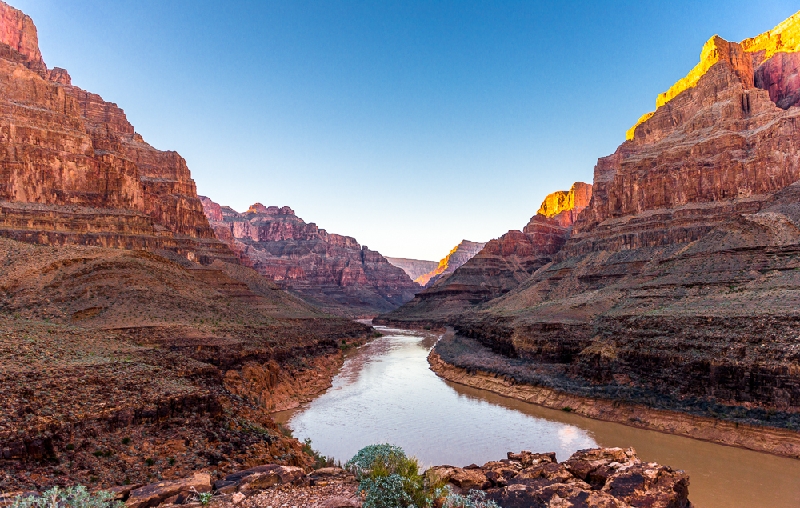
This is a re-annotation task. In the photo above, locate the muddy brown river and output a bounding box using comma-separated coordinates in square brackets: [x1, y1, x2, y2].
[275, 327, 800, 507]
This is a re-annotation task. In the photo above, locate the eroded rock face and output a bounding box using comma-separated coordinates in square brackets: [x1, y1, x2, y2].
[455, 11, 800, 428]
[378, 183, 591, 326]
[0, 0, 234, 265]
[415, 240, 487, 287]
[200, 197, 419, 317]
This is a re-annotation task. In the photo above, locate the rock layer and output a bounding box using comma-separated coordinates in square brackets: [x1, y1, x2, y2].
[415, 240, 486, 287]
[0, 0, 234, 265]
[200, 197, 419, 317]
[452, 11, 800, 433]
[430, 448, 690, 508]
[378, 183, 591, 326]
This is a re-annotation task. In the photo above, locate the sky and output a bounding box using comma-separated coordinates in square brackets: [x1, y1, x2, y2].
[12, 0, 799, 261]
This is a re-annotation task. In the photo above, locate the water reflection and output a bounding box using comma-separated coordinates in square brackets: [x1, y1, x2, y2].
[276, 328, 800, 508]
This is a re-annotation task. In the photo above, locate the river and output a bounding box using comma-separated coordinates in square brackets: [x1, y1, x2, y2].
[274, 327, 800, 507]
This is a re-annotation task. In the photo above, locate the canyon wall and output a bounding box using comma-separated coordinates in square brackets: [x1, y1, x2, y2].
[0, 1, 235, 265]
[0, 1, 374, 490]
[450, 11, 800, 431]
[415, 239, 486, 287]
[200, 197, 420, 317]
[379, 183, 591, 326]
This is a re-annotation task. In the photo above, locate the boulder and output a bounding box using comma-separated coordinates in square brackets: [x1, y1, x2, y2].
[126, 473, 211, 508]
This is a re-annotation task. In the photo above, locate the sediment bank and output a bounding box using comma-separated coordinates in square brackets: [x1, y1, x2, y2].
[428, 350, 800, 459]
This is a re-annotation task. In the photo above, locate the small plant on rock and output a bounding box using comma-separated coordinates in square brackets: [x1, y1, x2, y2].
[442, 489, 500, 508]
[11, 486, 122, 508]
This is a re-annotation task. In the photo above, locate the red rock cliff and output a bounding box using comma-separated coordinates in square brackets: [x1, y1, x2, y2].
[0, 0, 233, 264]
[200, 196, 420, 317]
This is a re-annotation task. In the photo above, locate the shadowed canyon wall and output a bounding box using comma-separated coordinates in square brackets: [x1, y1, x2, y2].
[415, 240, 487, 287]
[0, 1, 373, 490]
[385, 257, 438, 281]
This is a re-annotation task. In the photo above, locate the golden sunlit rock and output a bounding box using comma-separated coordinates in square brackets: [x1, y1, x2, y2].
[627, 10, 800, 141]
[741, 11, 800, 59]
[536, 182, 593, 219]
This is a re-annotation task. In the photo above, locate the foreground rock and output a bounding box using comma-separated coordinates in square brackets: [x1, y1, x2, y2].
[431, 448, 690, 508]
[63, 448, 686, 508]
[199, 198, 420, 317]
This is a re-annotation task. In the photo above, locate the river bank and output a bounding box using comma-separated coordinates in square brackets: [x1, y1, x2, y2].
[428, 348, 800, 459]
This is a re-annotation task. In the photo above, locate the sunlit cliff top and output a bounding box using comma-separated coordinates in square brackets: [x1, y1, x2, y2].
[536, 182, 592, 218]
[626, 10, 800, 141]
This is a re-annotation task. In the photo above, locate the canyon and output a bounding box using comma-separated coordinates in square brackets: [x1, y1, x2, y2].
[0, 0, 371, 492]
[199, 197, 419, 317]
[7, 0, 800, 503]
[378, 183, 591, 327]
[381, 10, 800, 451]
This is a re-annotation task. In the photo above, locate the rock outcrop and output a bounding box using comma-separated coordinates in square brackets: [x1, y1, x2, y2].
[450, 11, 800, 434]
[430, 448, 690, 508]
[415, 240, 486, 287]
[378, 183, 591, 326]
[199, 197, 420, 317]
[385, 257, 438, 282]
[0, 0, 235, 265]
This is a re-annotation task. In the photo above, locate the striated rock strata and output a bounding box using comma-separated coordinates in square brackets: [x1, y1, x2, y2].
[448, 10, 800, 441]
[0, 0, 235, 264]
[378, 183, 591, 327]
[414, 239, 486, 287]
[200, 197, 420, 317]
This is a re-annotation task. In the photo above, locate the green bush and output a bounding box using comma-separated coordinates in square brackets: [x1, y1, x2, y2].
[442, 489, 500, 508]
[11, 486, 122, 508]
[346, 444, 446, 508]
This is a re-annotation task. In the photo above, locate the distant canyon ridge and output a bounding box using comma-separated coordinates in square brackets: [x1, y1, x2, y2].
[199, 197, 419, 317]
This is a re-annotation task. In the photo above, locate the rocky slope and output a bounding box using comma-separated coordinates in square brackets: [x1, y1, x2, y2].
[199, 198, 420, 317]
[385, 257, 438, 281]
[0, 1, 372, 491]
[447, 11, 800, 437]
[378, 183, 591, 327]
[415, 240, 486, 287]
[0, 237, 371, 491]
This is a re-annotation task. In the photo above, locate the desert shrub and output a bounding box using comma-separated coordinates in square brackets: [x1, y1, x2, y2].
[346, 444, 446, 508]
[442, 489, 500, 508]
[302, 438, 333, 469]
[11, 486, 122, 508]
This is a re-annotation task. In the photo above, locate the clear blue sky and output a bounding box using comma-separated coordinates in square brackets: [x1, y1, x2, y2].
[13, 0, 799, 260]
